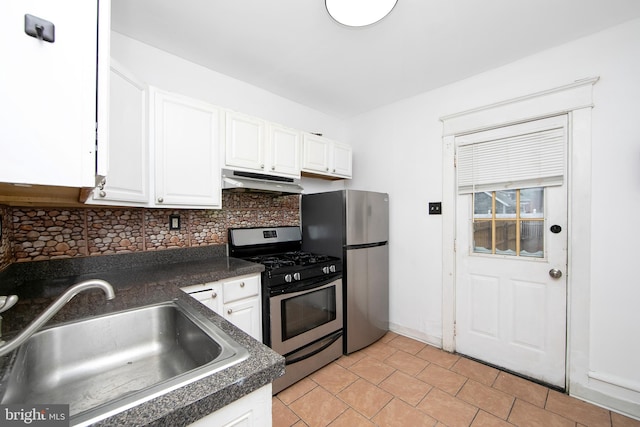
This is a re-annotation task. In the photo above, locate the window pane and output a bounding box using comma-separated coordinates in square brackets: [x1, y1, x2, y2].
[473, 192, 493, 218]
[473, 221, 492, 254]
[495, 190, 517, 218]
[520, 221, 544, 258]
[520, 187, 544, 218]
[495, 221, 517, 255]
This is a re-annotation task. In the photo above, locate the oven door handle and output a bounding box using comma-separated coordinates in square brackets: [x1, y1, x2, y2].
[270, 274, 341, 296]
[286, 332, 342, 365]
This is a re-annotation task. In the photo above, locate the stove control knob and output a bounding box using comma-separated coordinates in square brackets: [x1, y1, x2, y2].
[329, 265, 336, 273]
[293, 273, 301, 281]
[285, 274, 293, 283]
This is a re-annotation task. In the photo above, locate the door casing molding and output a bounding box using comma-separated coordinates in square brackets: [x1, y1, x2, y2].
[440, 78, 598, 391]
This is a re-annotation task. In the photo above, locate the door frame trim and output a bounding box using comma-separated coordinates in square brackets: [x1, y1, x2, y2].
[440, 78, 598, 389]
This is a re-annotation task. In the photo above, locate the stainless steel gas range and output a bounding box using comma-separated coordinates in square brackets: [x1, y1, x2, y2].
[228, 226, 343, 394]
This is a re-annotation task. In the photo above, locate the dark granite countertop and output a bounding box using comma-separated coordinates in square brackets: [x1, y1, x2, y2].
[0, 246, 284, 426]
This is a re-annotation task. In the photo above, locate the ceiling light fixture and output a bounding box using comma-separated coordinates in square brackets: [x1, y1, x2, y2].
[325, 0, 398, 27]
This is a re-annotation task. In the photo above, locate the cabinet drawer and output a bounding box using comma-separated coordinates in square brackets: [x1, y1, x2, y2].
[223, 275, 260, 303]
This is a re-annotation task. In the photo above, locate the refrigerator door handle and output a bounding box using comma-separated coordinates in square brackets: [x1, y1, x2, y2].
[345, 241, 388, 250]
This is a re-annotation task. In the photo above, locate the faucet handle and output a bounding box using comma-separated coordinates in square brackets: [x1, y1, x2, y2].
[0, 295, 18, 314]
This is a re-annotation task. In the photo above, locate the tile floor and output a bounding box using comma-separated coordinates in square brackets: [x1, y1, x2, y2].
[272, 332, 640, 427]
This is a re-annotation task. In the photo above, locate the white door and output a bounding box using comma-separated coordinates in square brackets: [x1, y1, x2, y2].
[455, 117, 568, 388]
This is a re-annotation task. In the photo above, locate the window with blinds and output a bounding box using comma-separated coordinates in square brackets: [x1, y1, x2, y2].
[456, 115, 567, 194]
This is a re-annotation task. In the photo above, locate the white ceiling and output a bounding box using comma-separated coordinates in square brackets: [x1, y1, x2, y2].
[111, 0, 640, 119]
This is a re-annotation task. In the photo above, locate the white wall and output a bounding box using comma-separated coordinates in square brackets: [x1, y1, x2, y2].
[110, 31, 347, 144]
[346, 18, 640, 418]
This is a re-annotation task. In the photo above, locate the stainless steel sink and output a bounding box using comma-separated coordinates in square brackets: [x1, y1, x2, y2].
[0, 300, 249, 426]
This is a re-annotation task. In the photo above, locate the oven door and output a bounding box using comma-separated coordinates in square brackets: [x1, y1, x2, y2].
[270, 277, 343, 356]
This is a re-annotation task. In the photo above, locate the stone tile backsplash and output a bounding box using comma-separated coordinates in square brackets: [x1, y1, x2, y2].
[0, 192, 299, 268]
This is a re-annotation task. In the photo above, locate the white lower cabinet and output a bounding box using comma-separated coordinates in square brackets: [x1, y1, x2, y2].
[182, 274, 261, 341]
[187, 384, 272, 427]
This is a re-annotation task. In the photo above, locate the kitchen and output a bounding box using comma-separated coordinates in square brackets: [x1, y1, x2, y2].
[2, 0, 640, 426]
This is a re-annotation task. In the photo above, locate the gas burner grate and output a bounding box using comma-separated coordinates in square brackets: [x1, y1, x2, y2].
[283, 251, 331, 265]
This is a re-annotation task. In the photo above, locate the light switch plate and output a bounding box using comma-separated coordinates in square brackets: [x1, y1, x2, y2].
[429, 202, 442, 215]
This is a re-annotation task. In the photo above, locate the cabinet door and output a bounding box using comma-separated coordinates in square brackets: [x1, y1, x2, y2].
[225, 112, 265, 172]
[184, 283, 223, 314]
[302, 134, 331, 174]
[0, 0, 99, 187]
[152, 88, 222, 208]
[224, 297, 262, 341]
[268, 124, 301, 178]
[91, 62, 148, 204]
[332, 141, 353, 178]
[187, 384, 272, 427]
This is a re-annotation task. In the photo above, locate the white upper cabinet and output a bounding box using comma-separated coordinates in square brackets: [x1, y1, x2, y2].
[267, 124, 301, 178]
[151, 88, 222, 208]
[302, 133, 352, 179]
[225, 112, 301, 179]
[225, 112, 266, 172]
[90, 61, 149, 205]
[0, 0, 110, 188]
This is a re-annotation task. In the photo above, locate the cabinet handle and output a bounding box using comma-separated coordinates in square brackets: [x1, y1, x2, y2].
[211, 292, 217, 299]
[227, 309, 233, 315]
[157, 197, 163, 203]
[99, 191, 106, 198]
[260, 164, 265, 169]
[271, 166, 275, 170]
[332, 169, 336, 173]
[240, 282, 245, 288]
[325, 167, 329, 171]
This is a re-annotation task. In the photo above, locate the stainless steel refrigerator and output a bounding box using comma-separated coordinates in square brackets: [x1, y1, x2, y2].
[301, 190, 389, 354]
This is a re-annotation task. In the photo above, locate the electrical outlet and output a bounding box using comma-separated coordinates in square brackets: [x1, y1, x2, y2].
[169, 214, 180, 230]
[429, 202, 442, 215]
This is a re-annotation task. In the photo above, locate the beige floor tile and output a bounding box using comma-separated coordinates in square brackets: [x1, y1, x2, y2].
[546, 390, 612, 427]
[273, 397, 301, 427]
[387, 335, 427, 355]
[334, 351, 366, 369]
[451, 357, 499, 386]
[471, 410, 514, 427]
[457, 380, 514, 420]
[612, 412, 640, 427]
[361, 339, 398, 360]
[349, 356, 396, 385]
[509, 399, 574, 427]
[372, 397, 438, 427]
[277, 377, 318, 405]
[417, 388, 478, 427]
[289, 386, 348, 427]
[337, 378, 393, 419]
[383, 349, 430, 376]
[379, 370, 433, 406]
[492, 371, 548, 408]
[380, 331, 399, 343]
[328, 408, 376, 427]
[310, 362, 359, 394]
[416, 362, 467, 395]
[416, 344, 461, 369]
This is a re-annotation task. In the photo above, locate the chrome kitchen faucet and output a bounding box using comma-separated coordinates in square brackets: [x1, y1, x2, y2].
[0, 279, 115, 357]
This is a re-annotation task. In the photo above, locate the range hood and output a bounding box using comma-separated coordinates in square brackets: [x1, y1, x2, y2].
[222, 169, 303, 194]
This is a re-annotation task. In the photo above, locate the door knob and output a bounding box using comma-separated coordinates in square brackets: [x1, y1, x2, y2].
[549, 268, 563, 279]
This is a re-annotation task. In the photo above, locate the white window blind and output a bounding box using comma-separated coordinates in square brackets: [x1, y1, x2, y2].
[456, 116, 567, 194]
